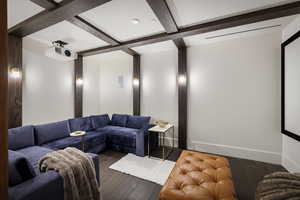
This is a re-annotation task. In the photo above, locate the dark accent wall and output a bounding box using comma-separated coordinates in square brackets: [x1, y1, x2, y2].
[8, 35, 22, 128]
[74, 55, 83, 118]
[0, 0, 8, 198]
[133, 54, 141, 116]
[178, 47, 187, 149]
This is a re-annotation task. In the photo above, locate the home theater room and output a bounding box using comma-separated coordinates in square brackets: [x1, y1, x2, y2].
[1, 0, 300, 200]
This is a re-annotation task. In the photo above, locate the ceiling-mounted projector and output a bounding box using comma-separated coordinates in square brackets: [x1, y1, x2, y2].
[46, 40, 77, 61]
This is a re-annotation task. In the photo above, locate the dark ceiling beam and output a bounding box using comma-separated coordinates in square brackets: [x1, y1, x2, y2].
[9, 0, 112, 37]
[80, 1, 300, 57]
[30, 0, 138, 56]
[146, 0, 185, 48]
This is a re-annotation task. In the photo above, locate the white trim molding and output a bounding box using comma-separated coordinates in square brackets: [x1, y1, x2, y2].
[282, 155, 300, 173]
[188, 140, 282, 164]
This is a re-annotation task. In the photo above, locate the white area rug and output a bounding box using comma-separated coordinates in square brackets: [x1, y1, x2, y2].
[109, 154, 175, 185]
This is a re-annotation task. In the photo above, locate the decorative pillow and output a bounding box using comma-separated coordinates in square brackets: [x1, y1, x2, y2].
[8, 126, 35, 150]
[69, 117, 94, 132]
[90, 114, 110, 129]
[8, 150, 36, 186]
[35, 120, 70, 145]
[110, 114, 128, 127]
[126, 115, 151, 129]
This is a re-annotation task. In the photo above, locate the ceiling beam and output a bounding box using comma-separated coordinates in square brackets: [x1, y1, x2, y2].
[80, 1, 300, 57]
[9, 0, 112, 37]
[146, 0, 185, 48]
[30, 0, 138, 56]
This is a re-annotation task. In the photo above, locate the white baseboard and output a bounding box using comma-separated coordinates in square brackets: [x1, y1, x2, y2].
[282, 155, 300, 173]
[188, 140, 282, 164]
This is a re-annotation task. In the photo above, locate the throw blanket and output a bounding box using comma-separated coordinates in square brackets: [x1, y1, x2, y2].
[256, 172, 300, 200]
[39, 147, 100, 200]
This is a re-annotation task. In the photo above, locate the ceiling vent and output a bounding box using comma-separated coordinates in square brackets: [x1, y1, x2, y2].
[45, 40, 78, 62]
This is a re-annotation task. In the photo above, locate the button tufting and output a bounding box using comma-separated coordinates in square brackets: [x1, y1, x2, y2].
[159, 150, 236, 200]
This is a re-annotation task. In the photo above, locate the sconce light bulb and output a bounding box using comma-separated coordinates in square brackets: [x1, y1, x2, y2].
[178, 75, 186, 84]
[10, 68, 21, 79]
[133, 78, 139, 86]
[76, 78, 83, 85]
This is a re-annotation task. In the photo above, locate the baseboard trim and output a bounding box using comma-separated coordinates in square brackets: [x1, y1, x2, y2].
[282, 155, 300, 172]
[188, 140, 282, 164]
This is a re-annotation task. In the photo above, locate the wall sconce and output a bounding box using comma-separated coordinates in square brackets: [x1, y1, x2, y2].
[178, 75, 186, 84]
[133, 78, 139, 86]
[10, 67, 21, 79]
[76, 78, 84, 86]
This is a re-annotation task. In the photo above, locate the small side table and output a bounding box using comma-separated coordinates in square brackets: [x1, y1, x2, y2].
[70, 131, 86, 152]
[148, 124, 175, 160]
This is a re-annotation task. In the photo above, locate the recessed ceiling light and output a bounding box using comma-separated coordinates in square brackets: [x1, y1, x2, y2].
[131, 18, 140, 24]
[151, 18, 157, 23]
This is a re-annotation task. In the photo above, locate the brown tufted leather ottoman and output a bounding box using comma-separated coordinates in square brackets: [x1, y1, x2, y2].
[159, 150, 236, 200]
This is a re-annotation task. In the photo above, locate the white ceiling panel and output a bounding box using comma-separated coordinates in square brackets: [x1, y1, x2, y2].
[79, 0, 165, 42]
[8, 0, 44, 28]
[184, 16, 296, 46]
[166, 0, 299, 27]
[133, 40, 177, 54]
[26, 21, 108, 52]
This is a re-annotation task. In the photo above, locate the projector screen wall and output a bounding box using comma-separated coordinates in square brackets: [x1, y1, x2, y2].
[282, 31, 300, 141]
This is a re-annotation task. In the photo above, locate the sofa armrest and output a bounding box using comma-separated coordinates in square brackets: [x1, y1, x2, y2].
[135, 124, 155, 157]
[9, 171, 64, 200]
[87, 153, 100, 183]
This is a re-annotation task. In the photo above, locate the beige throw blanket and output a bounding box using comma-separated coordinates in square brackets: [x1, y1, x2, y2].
[39, 147, 100, 200]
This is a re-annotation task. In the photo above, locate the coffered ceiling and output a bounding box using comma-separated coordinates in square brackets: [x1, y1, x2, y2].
[7, 0, 300, 54]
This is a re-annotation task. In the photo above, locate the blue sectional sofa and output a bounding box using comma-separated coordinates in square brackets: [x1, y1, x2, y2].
[8, 113, 153, 200]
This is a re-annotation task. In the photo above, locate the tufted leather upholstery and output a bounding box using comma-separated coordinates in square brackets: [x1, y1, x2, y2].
[160, 150, 236, 200]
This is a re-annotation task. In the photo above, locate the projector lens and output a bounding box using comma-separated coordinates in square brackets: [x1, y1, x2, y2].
[64, 50, 71, 57]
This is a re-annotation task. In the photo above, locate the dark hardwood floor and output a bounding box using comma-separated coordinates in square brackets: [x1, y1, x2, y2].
[98, 149, 286, 200]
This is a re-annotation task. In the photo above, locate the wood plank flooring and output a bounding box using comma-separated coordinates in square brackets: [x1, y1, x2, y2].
[98, 149, 286, 200]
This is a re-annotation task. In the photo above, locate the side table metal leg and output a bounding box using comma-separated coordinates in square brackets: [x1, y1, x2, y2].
[148, 132, 150, 158]
[162, 133, 165, 160]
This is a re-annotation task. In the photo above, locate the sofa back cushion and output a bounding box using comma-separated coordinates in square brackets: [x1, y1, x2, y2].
[91, 114, 110, 129]
[8, 150, 36, 187]
[69, 117, 93, 132]
[8, 126, 35, 150]
[111, 114, 128, 127]
[35, 120, 70, 145]
[126, 115, 151, 129]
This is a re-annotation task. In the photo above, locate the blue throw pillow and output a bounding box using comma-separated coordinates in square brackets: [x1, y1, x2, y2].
[90, 114, 110, 129]
[69, 117, 94, 132]
[8, 150, 36, 186]
[35, 120, 70, 145]
[111, 114, 128, 127]
[8, 126, 35, 150]
[126, 115, 151, 129]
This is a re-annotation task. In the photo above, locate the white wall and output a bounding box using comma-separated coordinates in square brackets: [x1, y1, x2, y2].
[83, 58, 101, 116]
[23, 38, 74, 125]
[188, 31, 282, 164]
[282, 15, 300, 172]
[83, 51, 133, 117]
[141, 50, 178, 146]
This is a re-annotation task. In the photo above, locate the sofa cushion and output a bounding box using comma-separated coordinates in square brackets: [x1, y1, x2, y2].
[9, 150, 36, 186]
[42, 131, 107, 153]
[99, 126, 139, 147]
[91, 114, 110, 129]
[69, 117, 93, 132]
[8, 126, 35, 150]
[42, 136, 82, 151]
[110, 114, 128, 127]
[17, 146, 53, 175]
[126, 115, 151, 129]
[35, 120, 70, 145]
